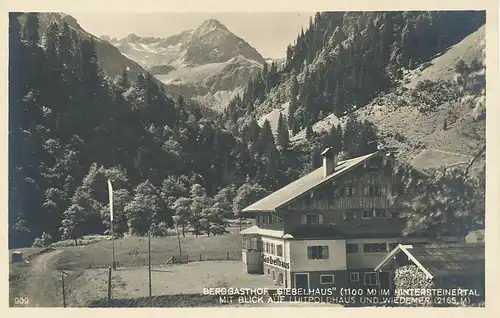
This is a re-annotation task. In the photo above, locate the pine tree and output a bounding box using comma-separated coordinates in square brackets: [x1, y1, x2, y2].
[118, 69, 129, 88]
[58, 22, 74, 69]
[311, 147, 322, 169]
[305, 119, 313, 139]
[286, 45, 294, 63]
[245, 117, 261, 154]
[188, 184, 212, 236]
[359, 120, 379, 155]
[343, 112, 361, 157]
[276, 113, 289, 151]
[43, 23, 60, 71]
[257, 120, 275, 155]
[23, 13, 40, 46]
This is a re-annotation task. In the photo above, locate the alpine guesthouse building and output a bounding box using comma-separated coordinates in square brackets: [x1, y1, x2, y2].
[239, 149, 461, 292]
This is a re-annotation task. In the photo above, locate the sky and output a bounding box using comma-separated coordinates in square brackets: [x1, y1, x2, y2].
[67, 12, 314, 59]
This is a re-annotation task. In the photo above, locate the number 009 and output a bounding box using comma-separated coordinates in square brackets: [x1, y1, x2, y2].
[14, 297, 29, 305]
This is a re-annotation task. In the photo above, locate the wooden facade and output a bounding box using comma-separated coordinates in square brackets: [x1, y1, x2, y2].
[255, 154, 414, 236]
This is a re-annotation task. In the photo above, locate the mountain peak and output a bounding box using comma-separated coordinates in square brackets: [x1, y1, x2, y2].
[196, 19, 228, 33]
[124, 33, 141, 42]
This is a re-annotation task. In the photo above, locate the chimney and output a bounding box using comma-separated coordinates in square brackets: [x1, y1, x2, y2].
[320, 147, 336, 177]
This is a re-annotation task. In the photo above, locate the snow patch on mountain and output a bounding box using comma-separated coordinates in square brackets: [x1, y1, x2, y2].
[109, 19, 264, 110]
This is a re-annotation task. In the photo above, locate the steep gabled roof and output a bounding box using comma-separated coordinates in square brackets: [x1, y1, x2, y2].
[242, 151, 381, 213]
[375, 243, 485, 279]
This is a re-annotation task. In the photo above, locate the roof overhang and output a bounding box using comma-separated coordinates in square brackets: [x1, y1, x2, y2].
[374, 244, 434, 280]
[242, 152, 387, 213]
[239, 226, 291, 239]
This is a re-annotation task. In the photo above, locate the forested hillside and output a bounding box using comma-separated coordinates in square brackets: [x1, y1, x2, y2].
[220, 10, 486, 238]
[8, 13, 305, 248]
[224, 11, 485, 138]
[8, 11, 486, 249]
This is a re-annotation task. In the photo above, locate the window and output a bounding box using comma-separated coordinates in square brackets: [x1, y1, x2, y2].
[362, 210, 374, 218]
[271, 243, 275, 255]
[302, 213, 323, 225]
[334, 187, 340, 197]
[277, 245, 283, 257]
[307, 246, 329, 259]
[352, 186, 357, 195]
[388, 243, 399, 251]
[320, 275, 335, 284]
[262, 215, 268, 224]
[267, 268, 271, 276]
[391, 211, 400, 219]
[346, 243, 359, 254]
[343, 211, 354, 221]
[364, 186, 370, 196]
[364, 272, 378, 286]
[272, 270, 276, 280]
[345, 186, 351, 196]
[363, 243, 387, 253]
[349, 272, 360, 283]
[380, 186, 387, 195]
[375, 209, 387, 218]
[264, 242, 269, 253]
[367, 165, 379, 173]
[277, 273, 284, 285]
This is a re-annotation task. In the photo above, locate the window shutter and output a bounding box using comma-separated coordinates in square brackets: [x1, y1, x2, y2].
[352, 186, 357, 195]
[318, 214, 324, 224]
[301, 214, 307, 224]
[307, 246, 313, 259]
[323, 246, 329, 258]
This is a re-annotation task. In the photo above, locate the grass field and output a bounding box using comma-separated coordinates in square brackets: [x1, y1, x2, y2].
[65, 261, 275, 307]
[9, 229, 250, 307]
[50, 232, 243, 271]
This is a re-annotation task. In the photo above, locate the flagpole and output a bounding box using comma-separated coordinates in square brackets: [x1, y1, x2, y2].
[108, 180, 116, 270]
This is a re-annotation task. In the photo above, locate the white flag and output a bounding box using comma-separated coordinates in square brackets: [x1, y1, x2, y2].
[108, 180, 114, 222]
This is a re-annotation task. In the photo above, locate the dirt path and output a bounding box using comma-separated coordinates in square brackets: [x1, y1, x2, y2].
[23, 250, 65, 307]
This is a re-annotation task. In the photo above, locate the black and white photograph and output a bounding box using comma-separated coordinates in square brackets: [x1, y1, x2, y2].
[6, 2, 495, 310]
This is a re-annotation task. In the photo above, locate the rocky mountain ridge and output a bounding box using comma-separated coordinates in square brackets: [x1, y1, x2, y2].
[107, 19, 266, 110]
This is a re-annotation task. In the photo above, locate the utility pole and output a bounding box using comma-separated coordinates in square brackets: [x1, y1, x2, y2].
[175, 221, 182, 256]
[61, 271, 66, 308]
[148, 230, 152, 307]
[107, 266, 112, 305]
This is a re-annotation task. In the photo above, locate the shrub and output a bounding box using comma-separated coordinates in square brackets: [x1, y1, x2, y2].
[415, 79, 434, 91]
[394, 132, 406, 143]
[32, 232, 53, 247]
[455, 60, 468, 74]
[394, 265, 434, 307]
[149, 222, 170, 237]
